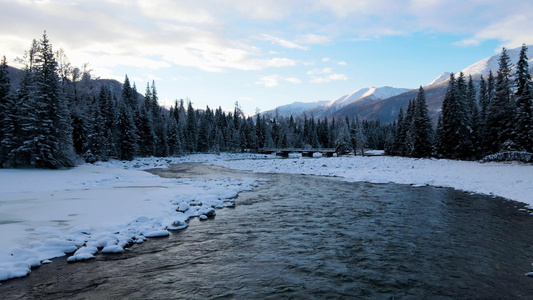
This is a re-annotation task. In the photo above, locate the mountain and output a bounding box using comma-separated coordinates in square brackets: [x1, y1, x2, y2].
[460, 45, 533, 77]
[269, 44, 533, 124]
[262, 100, 329, 118]
[306, 86, 410, 119]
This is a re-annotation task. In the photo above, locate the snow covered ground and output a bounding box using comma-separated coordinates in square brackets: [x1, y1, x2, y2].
[208, 154, 533, 205]
[1, 153, 532, 282]
[0, 157, 260, 281]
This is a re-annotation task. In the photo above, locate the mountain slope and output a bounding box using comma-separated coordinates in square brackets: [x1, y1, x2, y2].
[271, 44, 533, 124]
[306, 86, 410, 119]
[262, 100, 329, 118]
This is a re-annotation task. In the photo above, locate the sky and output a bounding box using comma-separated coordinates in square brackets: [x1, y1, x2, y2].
[1, 0, 533, 115]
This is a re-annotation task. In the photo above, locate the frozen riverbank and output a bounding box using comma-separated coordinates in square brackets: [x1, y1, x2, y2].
[0, 159, 260, 281]
[206, 154, 533, 206]
[1, 153, 532, 282]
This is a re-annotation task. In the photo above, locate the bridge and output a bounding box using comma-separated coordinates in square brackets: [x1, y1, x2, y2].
[258, 148, 337, 158]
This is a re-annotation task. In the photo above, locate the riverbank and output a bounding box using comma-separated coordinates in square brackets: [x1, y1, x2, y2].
[0, 159, 261, 281]
[1, 153, 532, 282]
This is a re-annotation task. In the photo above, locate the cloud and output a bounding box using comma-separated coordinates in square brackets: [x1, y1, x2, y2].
[296, 34, 331, 45]
[321, 57, 331, 62]
[255, 75, 280, 87]
[310, 73, 348, 83]
[255, 74, 302, 87]
[307, 67, 333, 75]
[337, 61, 347, 66]
[260, 34, 308, 50]
[284, 77, 302, 84]
[3, 0, 533, 80]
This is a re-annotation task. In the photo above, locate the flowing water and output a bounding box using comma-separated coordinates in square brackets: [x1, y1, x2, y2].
[2, 163, 533, 299]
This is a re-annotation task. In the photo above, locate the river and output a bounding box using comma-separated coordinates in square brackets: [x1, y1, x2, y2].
[2, 163, 533, 299]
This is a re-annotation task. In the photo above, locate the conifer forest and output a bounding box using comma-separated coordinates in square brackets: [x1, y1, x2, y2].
[0, 34, 532, 169]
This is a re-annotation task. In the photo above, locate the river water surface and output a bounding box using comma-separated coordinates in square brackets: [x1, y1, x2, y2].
[2, 163, 533, 299]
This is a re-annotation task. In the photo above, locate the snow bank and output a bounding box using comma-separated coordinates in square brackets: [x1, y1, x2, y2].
[1, 154, 532, 282]
[208, 155, 533, 205]
[0, 159, 260, 282]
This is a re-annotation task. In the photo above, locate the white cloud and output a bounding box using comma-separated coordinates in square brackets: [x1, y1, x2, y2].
[284, 77, 302, 84]
[255, 75, 280, 87]
[337, 61, 347, 66]
[260, 34, 308, 50]
[255, 74, 302, 87]
[310, 73, 348, 83]
[296, 34, 331, 45]
[307, 67, 333, 75]
[321, 57, 331, 62]
[263, 57, 298, 68]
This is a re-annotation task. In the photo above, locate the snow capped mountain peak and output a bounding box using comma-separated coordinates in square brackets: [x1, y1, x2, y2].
[428, 72, 451, 86]
[262, 100, 329, 118]
[460, 44, 533, 77]
[324, 86, 409, 110]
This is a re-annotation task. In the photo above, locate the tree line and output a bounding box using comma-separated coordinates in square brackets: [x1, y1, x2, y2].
[1, 34, 531, 168]
[386, 45, 533, 161]
[1, 33, 388, 168]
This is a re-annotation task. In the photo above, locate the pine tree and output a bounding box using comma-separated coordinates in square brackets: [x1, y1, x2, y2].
[116, 101, 138, 160]
[30, 32, 74, 168]
[466, 75, 480, 156]
[513, 44, 533, 152]
[0, 56, 11, 165]
[392, 107, 405, 156]
[438, 73, 473, 159]
[485, 47, 516, 153]
[137, 99, 156, 156]
[185, 100, 198, 152]
[352, 116, 367, 156]
[84, 97, 105, 162]
[411, 86, 433, 158]
[479, 75, 489, 123]
[403, 99, 415, 157]
[334, 117, 350, 154]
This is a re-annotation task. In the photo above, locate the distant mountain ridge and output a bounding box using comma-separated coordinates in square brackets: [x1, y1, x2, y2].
[268, 44, 533, 124]
[306, 86, 410, 119]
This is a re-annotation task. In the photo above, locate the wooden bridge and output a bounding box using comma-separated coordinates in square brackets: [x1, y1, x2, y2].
[258, 148, 337, 157]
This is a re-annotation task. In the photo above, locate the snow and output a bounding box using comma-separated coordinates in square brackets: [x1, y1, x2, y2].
[306, 86, 410, 118]
[1, 153, 532, 282]
[428, 72, 451, 86]
[0, 157, 260, 281]
[206, 154, 533, 205]
[262, 100, 329, 118]
[323, 86, 410, 110]
[460, 45, 533, 78]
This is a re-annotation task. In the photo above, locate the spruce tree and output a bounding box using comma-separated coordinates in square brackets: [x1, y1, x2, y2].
[403, 99, 415, 157]
[185, 101, 198, 152]
[485, 47, 516, 153]
[31, 32, 74, 168]
[438, 73, 473, 159]
[0, 56, 10, 165]
[392, 107, 405, 156]
[513, 44, 533, 152]
[411, 86, 433, 158]
[116, 101, 138, 160]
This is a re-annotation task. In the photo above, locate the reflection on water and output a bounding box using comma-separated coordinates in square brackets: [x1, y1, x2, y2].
[3, 163, 533, 299]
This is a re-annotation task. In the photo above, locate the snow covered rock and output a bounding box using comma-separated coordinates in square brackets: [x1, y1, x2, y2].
[167, 220, 188, 230]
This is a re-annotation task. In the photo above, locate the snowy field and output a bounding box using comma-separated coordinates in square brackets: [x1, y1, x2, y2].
[0, 157, 261, 281]
[1, 153, 533, 282]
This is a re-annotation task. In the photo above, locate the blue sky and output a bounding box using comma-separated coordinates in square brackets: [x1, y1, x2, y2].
[1, 0, 532, 115]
